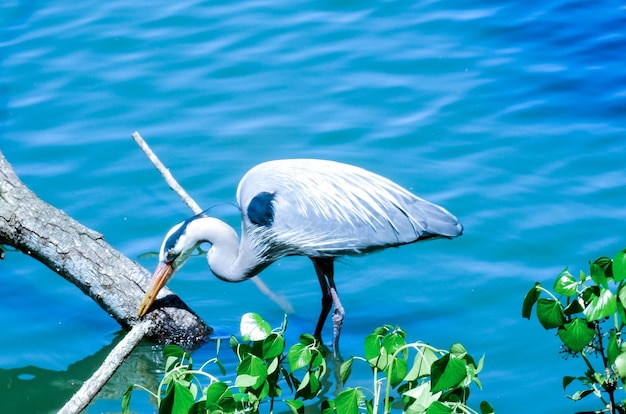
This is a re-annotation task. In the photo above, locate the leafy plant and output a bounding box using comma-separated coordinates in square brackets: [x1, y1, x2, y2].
[332, 325, 493, 414]
[523, 248, 626, 413]
[227, 312, 327, 412]
[122, 344, 222, 414]
[123, 313, 492, 414]
[123, 312, 325, 414]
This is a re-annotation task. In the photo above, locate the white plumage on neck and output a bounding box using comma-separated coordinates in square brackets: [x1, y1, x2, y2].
[180, 217, 256, 282]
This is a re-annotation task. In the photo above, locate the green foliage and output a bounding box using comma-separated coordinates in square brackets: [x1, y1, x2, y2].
[523, 248, 626, 413]
[337, 325, 492, 414]
[123, 313, 492, 414]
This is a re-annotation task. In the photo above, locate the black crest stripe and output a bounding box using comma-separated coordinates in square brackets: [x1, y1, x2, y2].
[248, 192, 275, 227]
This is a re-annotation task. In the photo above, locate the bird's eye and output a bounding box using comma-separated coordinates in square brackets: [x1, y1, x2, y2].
[165, 249, 177, 262]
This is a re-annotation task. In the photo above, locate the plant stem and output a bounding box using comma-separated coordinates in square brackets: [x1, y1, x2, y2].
[372, 367, 381, 414]
[383, 343, 444, 414]
[595, 323, 608, 368]
[609, 388, 617, 414]
[537, 285, 561, 303]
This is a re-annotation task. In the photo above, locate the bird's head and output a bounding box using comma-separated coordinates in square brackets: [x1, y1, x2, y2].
[137, 217, 201, 317]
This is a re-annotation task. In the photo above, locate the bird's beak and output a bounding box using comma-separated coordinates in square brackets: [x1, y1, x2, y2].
[138, 261, 174, 317]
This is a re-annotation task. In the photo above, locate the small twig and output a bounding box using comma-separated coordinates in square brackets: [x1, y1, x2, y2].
[59, 319, 152, 414]
[132, 132, 203, 214]
[132, 131, 293, 314]
[250, 276, 294, 314]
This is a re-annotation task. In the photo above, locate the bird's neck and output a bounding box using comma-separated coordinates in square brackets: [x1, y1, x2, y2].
[188, 217, 259, 282]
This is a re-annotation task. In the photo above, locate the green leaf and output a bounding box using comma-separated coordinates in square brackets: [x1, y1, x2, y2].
[583, 288, 617, 321]
[163, 344, 190, 360]
[257, 379, 270, 401]
[295, 371, 321, 400]
[383, 331, 407, 355]
[618, 283, 626, 307]
[163, 345, 191, 373]
[236, 354, 267, 389]
[372, 325, 391, 336]
[476, 354, 485, 374]
[262, 333, 285, 360]
[563, 298, 584, 316]
[619, 302, 626, 328]
[403, 382, 441, 411]
[267, 356, 280, 375]
[614, 249, 626, 282]
[121, 385, 133, 414]
[364, 331, 391, 371]
[240, 312, 272, 341]
[479, 400, 495, 414]
[205, 381, 233, 405]
[284, 399, 304, 414]
[426, 401, 453, 414]
[299, 333, 317, 346]
[405, 347, 438, 381]
[553, 269, 578, 297]
[235, 374, 258, 388]
[321, 399, 335, 414]
[557, 318, 594, 352]
[608, 330, 619, 366]
[309, 349, 325, 370]
[388, 356, 408, 388]
[288, 343, 312, 372]
[215, 358, 227, 377]
[614, 352, 626, 380]
[581, 285, 599, 302]
[562, 376, 577, 390]
[229, 334, 240, 353]
[188, 382, 199, 400]
[522, 283, 542, 319]
[449, 343, 467, 358]
[594, 256, 614, 280]
[568, 389, 594, 401]
[335, 388, 363, 414]
[536, 298, 565, 329]
[430, 355, 467, 393]
[188, 401, 207, 414]
[159, 381, 195, 414]
[590, 261, 609, 288]
[340, 357, 354, 384]
[364, 333, 382, 361]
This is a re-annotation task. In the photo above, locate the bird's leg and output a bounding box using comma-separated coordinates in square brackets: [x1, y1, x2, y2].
[326, 271, 344, 354]
[312, 258, 333, 340]
[312, 258, 344, 355]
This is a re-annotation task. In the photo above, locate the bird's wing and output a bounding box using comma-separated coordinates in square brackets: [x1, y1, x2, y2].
[237, 159, 462, 257]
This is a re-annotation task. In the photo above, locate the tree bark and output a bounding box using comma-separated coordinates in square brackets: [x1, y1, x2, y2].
[0, 150, 211, 347]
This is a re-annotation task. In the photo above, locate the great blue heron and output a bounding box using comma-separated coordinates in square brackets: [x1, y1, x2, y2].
[138, 159, 462, 350]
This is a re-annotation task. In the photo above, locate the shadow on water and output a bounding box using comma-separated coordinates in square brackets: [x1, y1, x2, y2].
[0, 331, 164, 414]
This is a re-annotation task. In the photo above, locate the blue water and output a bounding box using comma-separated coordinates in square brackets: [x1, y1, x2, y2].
[1, 0, 625, 412]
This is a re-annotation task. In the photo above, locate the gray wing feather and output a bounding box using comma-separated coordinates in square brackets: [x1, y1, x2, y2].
[237, 159, 462, 258]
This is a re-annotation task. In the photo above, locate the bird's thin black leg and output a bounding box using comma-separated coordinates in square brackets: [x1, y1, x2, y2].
[312, 258, 333, 340]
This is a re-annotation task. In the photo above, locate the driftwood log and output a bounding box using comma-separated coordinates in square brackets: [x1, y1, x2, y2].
[0, 148, 213, 413]
[0, 150, 211, 344]
[0, 145, 216, 413]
